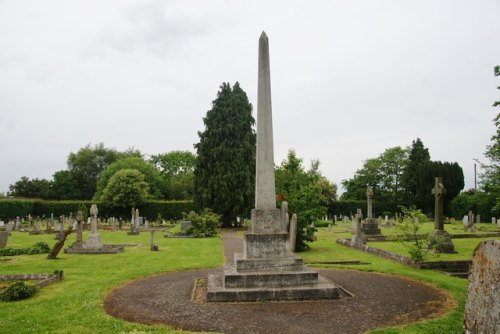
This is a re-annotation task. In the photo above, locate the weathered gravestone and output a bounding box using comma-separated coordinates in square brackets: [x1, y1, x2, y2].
[128, 208, 140, 235]
[47, 226, 73, 259]
[179, 220, 193, 236]
[5, 221, 14, 233]
[428, 177, 454, 253]
[65, 208, 123, 254]
[207, 32, 339, 302]
[353, 208, 362, 229]
[150, 230, 158, 251]
[465, 210, 476, 232]
[463, 240, 499, 334]
[0, 231, 8, 248]
[29, 220, 42, 235]
[288, 213, 297, 252]
[351, 212, 366, 246]
[362, 185, 381, 235]
[86, 204, 102, 248]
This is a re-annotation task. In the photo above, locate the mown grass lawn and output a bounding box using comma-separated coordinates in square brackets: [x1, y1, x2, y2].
[300, 222, 498, 334]
[0, 230, 222, 334]
[0, 223, 496, 334]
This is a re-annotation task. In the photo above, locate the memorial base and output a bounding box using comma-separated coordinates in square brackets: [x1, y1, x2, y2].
[362, 218, 381, 235]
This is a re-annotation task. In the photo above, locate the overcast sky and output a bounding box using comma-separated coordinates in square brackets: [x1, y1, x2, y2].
[1, 0, 499, 195]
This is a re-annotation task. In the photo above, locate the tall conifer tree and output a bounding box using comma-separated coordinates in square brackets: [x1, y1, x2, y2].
[194, 82, 256, 226]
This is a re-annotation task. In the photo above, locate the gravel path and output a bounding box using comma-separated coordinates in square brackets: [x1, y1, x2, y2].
[104, 229, 452, 334]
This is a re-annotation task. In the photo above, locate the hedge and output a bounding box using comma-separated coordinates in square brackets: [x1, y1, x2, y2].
[0, 199, 196, 221]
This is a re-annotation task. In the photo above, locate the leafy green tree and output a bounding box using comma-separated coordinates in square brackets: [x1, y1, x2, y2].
[478, 65, 500, 216]
[47, 170, 82, 200]
[341, 146, 407, 209]
[401, 138, 431, 208]
[275, 150, 328, 251]
[66, 143, 141, 199]
[8, 177, 51, 198]
[194, 82, 256, 226]
[100, 169, 149, 208]
[150, 151, 196, 200]
[93, 157, 163, 200]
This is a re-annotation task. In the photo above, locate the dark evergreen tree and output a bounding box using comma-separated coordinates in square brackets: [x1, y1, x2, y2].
[194, 82, 256, 226]
[401, 138, 431, 208]
[417, 161, 465, 215]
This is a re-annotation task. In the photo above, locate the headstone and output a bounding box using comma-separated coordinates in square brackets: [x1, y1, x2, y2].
[85, 204, 102, 248]
[29, 220, 42, 235]
[334, 215, 337, 222]
[281, 201, 289, 231]
[144, 219, 149, 229]
[47, 226, 73, 259]
[463, 240, 499, 334]
[127, 208, 140, 235]
[491, 217, 496, 224]
[362, 185, 381, 235]
[0, 231, 8, 247]
[353, 208, 362, 229]
[207, 32, 339, 302]
[0, 221, 4, 228]
[475, 214, 481, 224]
[385, 215, 389, 224]
[466, 211, 476, 232]
[351, 213, 365, 246]
[5, 221, 14, 233]
[15, 216, 20, 231]
[288, 213, 297, 252]
[150, 230, 158, 251]
[429, 177, 454, 253]
[463, 215, 469, 227]
[75, 211, 84, 244]
[110, 217, 118, 231]
[180, 221, 193, 235]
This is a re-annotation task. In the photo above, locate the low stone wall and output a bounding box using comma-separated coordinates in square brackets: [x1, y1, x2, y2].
[336, 239, 416, 266]
[0, 273, 63, 288]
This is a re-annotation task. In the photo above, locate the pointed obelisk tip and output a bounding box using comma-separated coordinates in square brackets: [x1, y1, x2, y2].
[260, 31, 268, 39]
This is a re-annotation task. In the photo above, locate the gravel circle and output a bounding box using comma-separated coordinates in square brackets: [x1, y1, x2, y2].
[104, 267, 452, 334]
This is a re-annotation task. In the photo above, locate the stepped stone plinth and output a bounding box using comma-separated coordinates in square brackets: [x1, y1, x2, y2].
[206, 32, 339, 302]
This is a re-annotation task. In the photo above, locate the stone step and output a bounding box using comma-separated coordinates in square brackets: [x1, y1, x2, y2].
[223, 267, 319, 288]
[234, 253, 304, 272]
[207, 273, 340, 302]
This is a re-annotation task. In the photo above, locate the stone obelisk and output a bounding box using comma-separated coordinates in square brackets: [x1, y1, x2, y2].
[255, 31, 276, 211]
[206, 32, 339, 302]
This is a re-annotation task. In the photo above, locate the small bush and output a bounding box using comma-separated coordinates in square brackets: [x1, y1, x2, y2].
[396, 207, 430, 262]
[0, 241, 50, 256]
[186, 209, 220, 237]
[314, 220, 333, 228]
[0, 281, 37, 301]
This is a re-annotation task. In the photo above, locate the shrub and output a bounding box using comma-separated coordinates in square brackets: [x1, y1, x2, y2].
[0, 281, 37, 301]
[186, 209, 220, 237]
[314, 220, 333, 228]
[396, 207, 430, 262]
[0, 241, 50, 256]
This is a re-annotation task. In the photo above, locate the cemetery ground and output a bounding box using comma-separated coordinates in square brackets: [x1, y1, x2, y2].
[0, 221, 497, 334]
